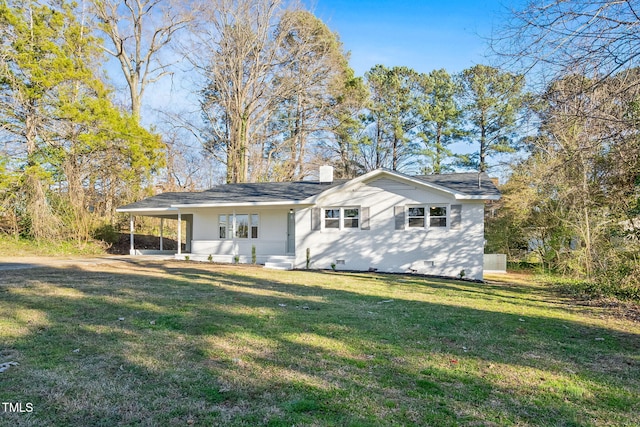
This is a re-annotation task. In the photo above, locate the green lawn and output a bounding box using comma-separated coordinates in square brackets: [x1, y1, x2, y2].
[1, 260, 639, 426]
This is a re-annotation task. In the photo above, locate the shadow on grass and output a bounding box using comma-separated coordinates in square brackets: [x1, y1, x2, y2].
[1, 261, 639, 426]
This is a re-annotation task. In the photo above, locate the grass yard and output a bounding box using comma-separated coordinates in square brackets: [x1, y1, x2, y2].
[1, 260, 639, 426]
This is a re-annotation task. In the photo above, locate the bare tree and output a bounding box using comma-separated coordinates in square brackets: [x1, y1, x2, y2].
[498, 70, 640, 281]
[495, 0, 640, 84]
[267, 9, 353, 181]
[193, 0, 349, 183]
[492, 0, 640, 288]
[92, 0, 195, 119]
[192, 0, 295, 183]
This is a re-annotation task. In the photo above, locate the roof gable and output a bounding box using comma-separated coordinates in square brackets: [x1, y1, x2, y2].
[305, 169, 500, 203]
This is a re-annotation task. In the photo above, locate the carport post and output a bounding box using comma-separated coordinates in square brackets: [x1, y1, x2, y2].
[129, 214, 134, 255]
[177, 211, 182, 255]
[160, 218, 164, 251]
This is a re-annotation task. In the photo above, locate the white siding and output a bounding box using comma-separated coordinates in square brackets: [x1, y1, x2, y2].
[177, 175, 489, 279]
[295, 176, 486, 280]
[181, 207, 289, 262]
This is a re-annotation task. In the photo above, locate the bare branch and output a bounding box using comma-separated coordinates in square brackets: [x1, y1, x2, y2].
[91, 0, 196, 118]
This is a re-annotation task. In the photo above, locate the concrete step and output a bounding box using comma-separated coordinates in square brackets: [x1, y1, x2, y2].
[264, 261, 293, 270]
[266, 255, 295, 262]
[264, 256, 294, 270]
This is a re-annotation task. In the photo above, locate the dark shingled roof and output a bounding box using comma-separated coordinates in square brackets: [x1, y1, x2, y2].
[197, 179, 350, 202]
[414, 172, 501, 197]
[117, 171, 500, 211]
[118, 179, 348, 210]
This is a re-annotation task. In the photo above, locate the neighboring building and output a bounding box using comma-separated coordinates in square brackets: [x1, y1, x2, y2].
[116, 167, 501, 280]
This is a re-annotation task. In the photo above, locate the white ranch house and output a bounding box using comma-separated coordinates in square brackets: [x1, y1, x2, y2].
[117, 167, 501, 280]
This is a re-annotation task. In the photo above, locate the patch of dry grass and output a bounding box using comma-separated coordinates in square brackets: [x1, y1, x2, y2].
[1, 260, 639, 426]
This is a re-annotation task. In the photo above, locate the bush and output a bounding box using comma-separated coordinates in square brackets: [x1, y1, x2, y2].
[0, 234, 106, 256]
[92, 223, 120, 245]
[546, 263, 640, 303]
[596, 256, 640, 301]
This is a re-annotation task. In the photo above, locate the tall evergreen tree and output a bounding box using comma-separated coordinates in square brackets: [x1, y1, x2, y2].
[0, 0, 164, 239]
[458, 64, 526, 172]
[414, 69, 464, 174]
[323, 70, 369, 179]
[362, 65, 418, 171]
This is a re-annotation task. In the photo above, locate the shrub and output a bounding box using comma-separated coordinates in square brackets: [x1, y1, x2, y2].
[92, 223, 120, 245]
[548, 266, 640, 303]
[596, 255, 640, 301]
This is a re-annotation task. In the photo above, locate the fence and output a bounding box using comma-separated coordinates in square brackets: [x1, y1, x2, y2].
[484, 254, 507, 273]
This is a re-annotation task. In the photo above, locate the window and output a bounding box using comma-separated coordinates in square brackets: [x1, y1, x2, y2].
[323, 207, 360, 230]
[408, 207, 425, 228]
[219, 215, 227, 239]
[429, 206, 447, 227]
[251, 214, 259, 238]
[324, 209, 340, 229]
[235, 214, 249, 238]
[343, 208, 359, 228]
[407, 205, 448, 229]
[219, 213, 259, 239]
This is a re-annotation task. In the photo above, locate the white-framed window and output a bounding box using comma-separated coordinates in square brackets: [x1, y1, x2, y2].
[219, 213, 259, 239]
[324, 209, 340, 229]
[219, 214, 228, 239]
[407, 207, 425, 228]
[429, 206, 447, 227]
[251, 214, 259, 238]
[235, 214, 249, 238]
[343, 208, 359, 228]
[323, 207, 360, 230]
[407, 205, 448, 229]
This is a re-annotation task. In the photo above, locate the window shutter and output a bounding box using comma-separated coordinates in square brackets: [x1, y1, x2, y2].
[394, 206, 405, 230]
[450, 204, 462, 230]
[311, 208, 321, 231]
[361, 207, 370, 230]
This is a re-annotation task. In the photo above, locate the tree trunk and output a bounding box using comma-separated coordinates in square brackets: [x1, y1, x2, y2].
[24, 107, 57, 240]
[479, 108, 487, 172]
[435, 124, 443, 174]
[392, 135, 398, 171]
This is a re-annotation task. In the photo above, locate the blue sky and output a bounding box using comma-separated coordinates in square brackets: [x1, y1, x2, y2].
[146, 0, 520, 114]
[308, 0, 518, 76]
[136, 0, 525, 181]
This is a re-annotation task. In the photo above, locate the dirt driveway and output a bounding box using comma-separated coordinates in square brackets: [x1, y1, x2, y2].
[0, 255, 170, 271]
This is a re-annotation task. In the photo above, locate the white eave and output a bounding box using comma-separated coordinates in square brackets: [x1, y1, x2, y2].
[169, 200, 314, 209]
[457, 194, 501, 201]
[115, 207, 178, 213]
